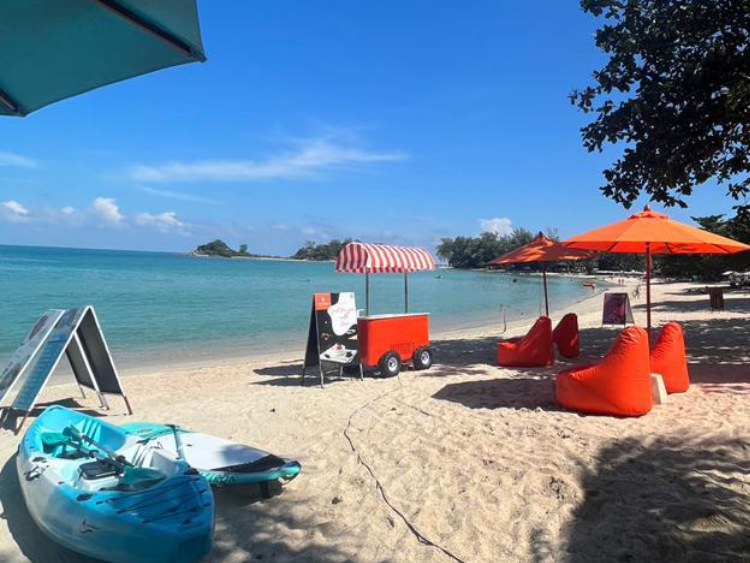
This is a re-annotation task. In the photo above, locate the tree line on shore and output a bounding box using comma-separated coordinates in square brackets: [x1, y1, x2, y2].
[436, 214, 749, 281]
[193, 212, 748, 281]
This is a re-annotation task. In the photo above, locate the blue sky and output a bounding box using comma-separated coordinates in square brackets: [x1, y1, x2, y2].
[0, 2, 739, 254]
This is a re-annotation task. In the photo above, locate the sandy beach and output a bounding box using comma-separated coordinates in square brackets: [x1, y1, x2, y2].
[1, 280, 748, 562]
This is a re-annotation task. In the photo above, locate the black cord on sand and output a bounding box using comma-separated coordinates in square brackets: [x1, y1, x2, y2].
[343, 392, 466, 563]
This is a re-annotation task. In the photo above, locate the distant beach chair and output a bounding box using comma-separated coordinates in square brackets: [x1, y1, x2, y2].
[497, 316, 554, 367]
[555, 326, 653, 417]
[650, 322, 690, 394]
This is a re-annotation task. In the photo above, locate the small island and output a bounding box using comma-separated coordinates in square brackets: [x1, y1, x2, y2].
[290, 239, 352, 261]
[191, 239, 257, 258]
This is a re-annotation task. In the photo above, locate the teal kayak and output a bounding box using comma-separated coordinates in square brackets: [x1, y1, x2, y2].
[17, 406, 214, 563]
[122, 422, 301, 490]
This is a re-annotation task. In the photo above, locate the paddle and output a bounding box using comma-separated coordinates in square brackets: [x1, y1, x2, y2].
[63, 426, 132, 469]
[63, 425, 167, 488]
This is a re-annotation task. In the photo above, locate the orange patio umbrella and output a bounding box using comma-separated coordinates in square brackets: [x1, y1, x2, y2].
[563, 206, 750, 332]
[488, 233, 595, 317]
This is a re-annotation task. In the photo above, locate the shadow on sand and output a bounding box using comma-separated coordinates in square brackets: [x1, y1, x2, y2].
[432, 375, 559, 410]
[253, 361, 364, 387]
[208, 487, 354, 562]
[557, 436, 750, 562]
[428, 324, 618, 412]
[0, 455, 102, 563]
[0, 398, 103, 434]
[0, 453, 351, 562]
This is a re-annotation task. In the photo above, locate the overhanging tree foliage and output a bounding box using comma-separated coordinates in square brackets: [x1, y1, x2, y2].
[571, 0, 750, 219]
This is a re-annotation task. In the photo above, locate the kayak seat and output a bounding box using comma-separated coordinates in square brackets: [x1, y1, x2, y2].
[40, 431, 76, 457]
[40, 431, 90, 459]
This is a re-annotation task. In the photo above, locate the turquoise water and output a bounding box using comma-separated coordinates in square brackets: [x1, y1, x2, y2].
[0, 245, 601, 369]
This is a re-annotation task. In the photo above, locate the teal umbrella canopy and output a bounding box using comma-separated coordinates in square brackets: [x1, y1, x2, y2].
[0, 0, 206, 117]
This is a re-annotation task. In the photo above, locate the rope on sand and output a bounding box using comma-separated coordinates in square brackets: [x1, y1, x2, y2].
[343, 390, 466, 563]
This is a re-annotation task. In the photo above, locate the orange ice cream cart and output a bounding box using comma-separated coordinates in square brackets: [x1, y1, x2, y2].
[335, 242, 436, 376]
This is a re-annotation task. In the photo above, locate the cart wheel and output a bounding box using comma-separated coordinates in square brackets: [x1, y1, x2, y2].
[378, 352, 402, 377]
[413, 347, 433, 370]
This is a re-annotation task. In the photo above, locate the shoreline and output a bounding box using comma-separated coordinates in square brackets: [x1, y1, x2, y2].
[100, 276, 616, 378]
[110, 275, 740, 380]
[95, 276, 616, 385]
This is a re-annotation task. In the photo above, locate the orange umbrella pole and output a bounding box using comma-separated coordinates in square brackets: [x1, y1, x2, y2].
[542, 266, 549, 317]
[646, 242, 652, 336]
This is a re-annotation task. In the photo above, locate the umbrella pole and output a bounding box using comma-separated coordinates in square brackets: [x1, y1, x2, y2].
[542, 265, 549, 317]
[646, 242, 652, 337]
[404, 272, 409, 313]
[365, 272, 370, 316]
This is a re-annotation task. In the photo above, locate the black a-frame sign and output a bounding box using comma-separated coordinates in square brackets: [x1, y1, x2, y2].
[302, 292, 363, 387]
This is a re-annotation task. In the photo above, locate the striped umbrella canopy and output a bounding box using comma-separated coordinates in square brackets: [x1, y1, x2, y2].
[335, 242, 436, 274]
[335, 242, 436, 314]
[1, 0, 205, 117]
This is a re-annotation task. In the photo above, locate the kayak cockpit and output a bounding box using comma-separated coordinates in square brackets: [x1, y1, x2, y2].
[34, 425, 184, 493]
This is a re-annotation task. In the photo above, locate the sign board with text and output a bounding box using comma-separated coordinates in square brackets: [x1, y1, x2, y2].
[602, 293, 635, 326]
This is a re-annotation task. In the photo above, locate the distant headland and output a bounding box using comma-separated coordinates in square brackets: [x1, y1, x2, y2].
[189, 239, 344, 262]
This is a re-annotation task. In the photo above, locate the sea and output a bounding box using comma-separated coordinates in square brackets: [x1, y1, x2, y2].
[0, 245, 604, 371]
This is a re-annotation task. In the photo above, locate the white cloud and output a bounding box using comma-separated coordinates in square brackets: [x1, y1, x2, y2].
[134, 211, 188, 234]
[92, 197, 123, 224]
[0, 151, 36, 169]
[479, 217, 513, 236]
[127, 137, 407, 184]
[138, 186, 220, 205]
[0, 200, 30, 222]
[0, 196, 192, 239]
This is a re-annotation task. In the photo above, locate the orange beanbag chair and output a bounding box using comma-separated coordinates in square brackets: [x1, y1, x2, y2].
[553, 313, 580, 358]
[556, 326, 653, 417]
[650, 322, 690, 394]
[498, 316, 554, 367]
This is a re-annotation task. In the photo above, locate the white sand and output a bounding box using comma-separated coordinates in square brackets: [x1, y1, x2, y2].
[0, 281, 748, 562]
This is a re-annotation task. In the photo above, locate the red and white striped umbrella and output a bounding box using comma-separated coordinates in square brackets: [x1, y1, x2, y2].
[335, 242, 436, 274]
